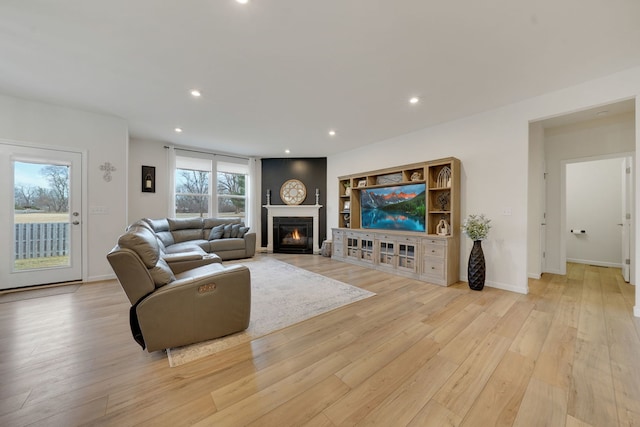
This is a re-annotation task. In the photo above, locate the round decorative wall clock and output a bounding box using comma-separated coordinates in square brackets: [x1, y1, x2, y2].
[280, 179, 307, 205]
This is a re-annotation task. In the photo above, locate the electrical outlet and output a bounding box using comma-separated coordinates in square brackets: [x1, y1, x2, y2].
[90, 206, 109, 215]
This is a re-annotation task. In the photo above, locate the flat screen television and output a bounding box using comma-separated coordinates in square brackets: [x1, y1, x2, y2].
[360, 183, 426, 232]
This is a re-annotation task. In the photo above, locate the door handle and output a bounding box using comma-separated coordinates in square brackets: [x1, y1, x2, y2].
[72, 220, 80, 225]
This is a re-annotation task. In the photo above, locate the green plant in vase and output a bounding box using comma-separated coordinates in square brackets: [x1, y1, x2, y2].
[462, 214, 491, 290]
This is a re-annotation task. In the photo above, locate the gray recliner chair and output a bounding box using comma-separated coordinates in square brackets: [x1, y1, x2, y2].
[107, 225, 251, 352]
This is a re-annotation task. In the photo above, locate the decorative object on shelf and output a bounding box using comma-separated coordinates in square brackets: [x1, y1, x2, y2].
[376, 172, 403, 185]
[343, 213, 350, 227]
[315, 188, 320, 204]
[99, 161, 116, 182]
[410, 171, 422, 181]
[343, 201, 350, 211]
[437, 192, 450, 211]
[357, 179, 367, 187]
[436, 219, 450, 236]
[343, 182, 351, 196]
[280, 179, 306, 205]
[436, 166, 452, 188]
[462, 214, 491, 291]
[266, 189, 271, 205]
[141, 165, 155, 193]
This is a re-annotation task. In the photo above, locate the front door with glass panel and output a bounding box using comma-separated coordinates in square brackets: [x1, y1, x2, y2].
[0, 143, 82, 289]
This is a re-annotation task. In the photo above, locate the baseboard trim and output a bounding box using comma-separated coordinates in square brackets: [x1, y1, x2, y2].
[566, 258, 622, 268]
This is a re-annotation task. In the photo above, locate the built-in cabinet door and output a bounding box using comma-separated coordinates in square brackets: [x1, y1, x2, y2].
[421, 238, 447, 284]
[397, 239, 418, 273]
[332, 229, 345, 257]
[378, 240, 396, 268]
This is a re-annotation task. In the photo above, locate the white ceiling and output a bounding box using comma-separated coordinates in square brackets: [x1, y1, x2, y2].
[1, 1, 639, 158]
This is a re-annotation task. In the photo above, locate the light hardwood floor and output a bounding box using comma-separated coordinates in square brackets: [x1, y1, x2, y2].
[0, 255, 638, 426]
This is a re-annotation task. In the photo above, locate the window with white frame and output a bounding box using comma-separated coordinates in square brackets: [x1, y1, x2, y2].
[175, 156, 211, 218]
[173, 153, 249, 220]
[217, 161, 248, 218]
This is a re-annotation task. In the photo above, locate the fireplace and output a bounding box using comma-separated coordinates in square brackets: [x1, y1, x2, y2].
[273, 217, 313, 254]
[264, 203, 322, 254]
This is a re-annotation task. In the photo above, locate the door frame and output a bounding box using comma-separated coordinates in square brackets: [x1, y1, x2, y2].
[559, 152, 635, 275]
[0, 138, 88, 288]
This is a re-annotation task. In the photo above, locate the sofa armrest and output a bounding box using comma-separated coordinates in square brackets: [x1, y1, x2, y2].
[243, 232, 256, 257]
[163, 252, 222, 274]
[162, 252, 203, 262]
[136, 264, 251, 352]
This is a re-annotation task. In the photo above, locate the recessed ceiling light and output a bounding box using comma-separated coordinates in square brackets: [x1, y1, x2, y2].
[236, 0, 249, 4]
[174, 127, 183, 133]
[190, 89, 201, 97]
[328, 130, 336, 136]
[409, 96, 420, 104]
[596, 110, 609, 116]
[285, 149, 290, 154]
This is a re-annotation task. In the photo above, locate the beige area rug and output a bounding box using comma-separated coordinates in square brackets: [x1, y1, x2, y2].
[167, 257, 375, 367]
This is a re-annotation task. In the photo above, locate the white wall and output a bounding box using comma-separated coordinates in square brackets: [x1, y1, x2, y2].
[543, 113, 635, 274]
[128, 138, 170, 221]
[566, 158, 623, 267]
[0, 93, 129, 282]
[327, 65, 640, 301]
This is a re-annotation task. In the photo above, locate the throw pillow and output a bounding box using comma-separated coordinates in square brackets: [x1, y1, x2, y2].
[222, 223, 233, 238]
[230, 224, 241, 238]
[238, 226, 250, 238]
[209, 224, 225, 240]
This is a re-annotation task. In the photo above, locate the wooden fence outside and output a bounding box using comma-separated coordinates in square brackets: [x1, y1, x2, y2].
[14, 222, 69, 259]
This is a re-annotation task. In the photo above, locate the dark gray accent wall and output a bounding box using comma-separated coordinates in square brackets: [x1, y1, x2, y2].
[261, 158, 327, 248]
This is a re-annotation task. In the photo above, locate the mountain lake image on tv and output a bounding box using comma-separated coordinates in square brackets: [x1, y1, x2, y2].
[360, 183, 426, 232]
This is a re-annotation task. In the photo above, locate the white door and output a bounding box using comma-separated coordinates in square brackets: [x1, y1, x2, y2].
[621, 157, 632, 282]
[0, 143, 83, 289]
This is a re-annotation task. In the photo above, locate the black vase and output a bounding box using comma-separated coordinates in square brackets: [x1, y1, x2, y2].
[468, 240, 485, 291]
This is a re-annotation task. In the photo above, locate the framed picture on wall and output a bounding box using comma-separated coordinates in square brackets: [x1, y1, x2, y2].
[142, 165, 155, 193]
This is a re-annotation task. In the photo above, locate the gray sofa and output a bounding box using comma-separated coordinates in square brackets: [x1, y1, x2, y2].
[107, 224, 251, 352]
[140, 217, 256, 261]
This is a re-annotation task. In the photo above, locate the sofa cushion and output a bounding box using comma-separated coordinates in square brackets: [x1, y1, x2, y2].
[210, 238, 245, 252]
[209, 224, 225, 240]
[117, 226, 160, 268]
[222, 224, 233, 238]
[149, 258, 176, 287]
[172, 228, 205, 243]
[165, 240, 209, 254]
[117, 226, 176, 287]
[144, 218, 170, 232]
[168, 217, 205, 242]
[230, 223, 241, 238]
[168, 217, 203, 230]
[238, 226, 250, 238]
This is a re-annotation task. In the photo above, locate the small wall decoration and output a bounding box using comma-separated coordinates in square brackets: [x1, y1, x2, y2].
[357, 180, 367, 187]
[410, 171, 422, 181]
[142, 165, 156, 193]
[99, 162, 116, 182]
[280, 179, 306, 205]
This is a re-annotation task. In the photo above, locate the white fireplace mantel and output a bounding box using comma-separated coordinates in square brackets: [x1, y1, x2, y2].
[264, 204, 322, 254]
